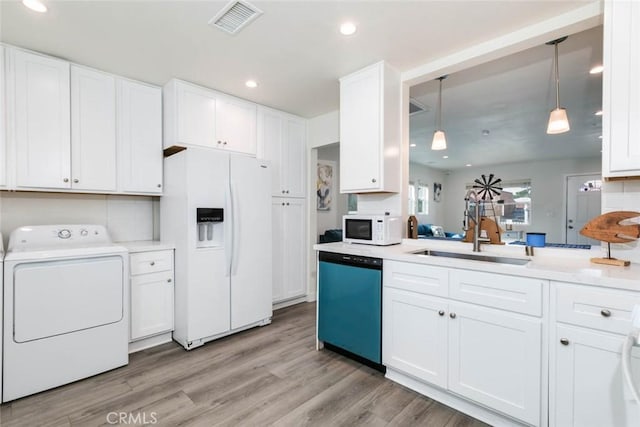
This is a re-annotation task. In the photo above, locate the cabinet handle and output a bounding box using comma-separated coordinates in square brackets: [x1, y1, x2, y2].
[371, 178, 377, 183]
[63, 178, 69, 183]
[150, 261, 155, 266]
[449, 313, 456, 319]
[560, 338, 570, 346]
[157, 184, 162, 188]
[438, 310, 445, 316]
[167, 278, 172, 283]
[601, 309, 612, 317]
[73, 179, 79, 183]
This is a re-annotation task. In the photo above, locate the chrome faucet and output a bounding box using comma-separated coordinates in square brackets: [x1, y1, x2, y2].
[463, 189, 481, 252]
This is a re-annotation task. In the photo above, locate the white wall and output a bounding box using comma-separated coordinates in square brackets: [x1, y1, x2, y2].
[409, 162, 447, 226]
[440, 157, 601, 242]
[0, 192, 156, 248]
[316, 143, 347, 239]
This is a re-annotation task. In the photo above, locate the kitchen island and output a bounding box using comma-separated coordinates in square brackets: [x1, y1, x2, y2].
[314, 239, 640, 427]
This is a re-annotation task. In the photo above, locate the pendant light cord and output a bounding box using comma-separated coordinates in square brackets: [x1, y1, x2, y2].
[554, 42, 560, 109]
[435, 76, 445, 131]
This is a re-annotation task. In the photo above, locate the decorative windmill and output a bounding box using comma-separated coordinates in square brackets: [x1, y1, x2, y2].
[463, 174, 505, 245]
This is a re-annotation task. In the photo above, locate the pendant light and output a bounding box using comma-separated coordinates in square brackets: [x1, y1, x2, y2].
[431, 76, 447, 150]
[546, 36, 570, 134]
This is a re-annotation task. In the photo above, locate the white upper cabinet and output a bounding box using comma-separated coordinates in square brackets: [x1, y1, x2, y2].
[164, 79, 257, 156]
[257, 106, 307, 198]
[215, 94, 257, 154]
[0, 45, 6, 188]
[71, 65, 117, 192]
[11, 49, 71, 189]
[603, 0, 640, 178]
[117, 79, 163, 194]
[339, 61, 400, 193]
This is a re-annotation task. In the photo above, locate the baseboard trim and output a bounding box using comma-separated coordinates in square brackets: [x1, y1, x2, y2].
[273, 295, 308, 310]
[128, 332, 173, 353]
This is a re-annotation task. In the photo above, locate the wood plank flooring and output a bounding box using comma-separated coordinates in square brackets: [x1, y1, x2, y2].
[0, 302, 488, 427]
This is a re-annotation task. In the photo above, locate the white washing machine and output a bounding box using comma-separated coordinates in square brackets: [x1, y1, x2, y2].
[2, 225, 129, 402]
[0, 232, 4, 404]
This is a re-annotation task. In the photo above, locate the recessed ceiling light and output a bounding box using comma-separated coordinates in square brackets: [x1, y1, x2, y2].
[590, 65, 604, 74]
[595, 110, 603, 116]
[481, 129, 490, 136]
[410, 143, 416, 147]
[22, 0, 47, 12]
[245, 80, 258, 88]
[340, 22, 357, 36]
[465, 163, 472, 167]
[443, 155, 449, 159]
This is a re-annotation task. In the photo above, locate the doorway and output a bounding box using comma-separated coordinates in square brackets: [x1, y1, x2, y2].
[565, 173, 601, 245]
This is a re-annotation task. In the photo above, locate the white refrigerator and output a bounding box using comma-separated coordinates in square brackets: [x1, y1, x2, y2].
[161, 147, 272, 350]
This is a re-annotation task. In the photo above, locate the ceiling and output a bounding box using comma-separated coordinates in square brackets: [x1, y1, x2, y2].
[409, 25, 603, 171]
[0, 0, 595, 118]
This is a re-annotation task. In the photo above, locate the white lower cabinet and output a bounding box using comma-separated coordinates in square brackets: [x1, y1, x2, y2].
[272, 198, 306, 303]
[383, 260, 543, 426]
[129, 249, 174, 341]
[550, 281, 640, 427]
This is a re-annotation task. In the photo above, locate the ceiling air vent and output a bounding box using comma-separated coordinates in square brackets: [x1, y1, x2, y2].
[409, 98, 427, 116]
[209, 0, 263, 35]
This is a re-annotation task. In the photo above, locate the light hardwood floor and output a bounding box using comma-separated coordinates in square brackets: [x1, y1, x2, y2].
[0, 302, 488, 427]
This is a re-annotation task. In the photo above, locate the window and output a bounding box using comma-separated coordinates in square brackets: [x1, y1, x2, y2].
[466, 179, 532, 226]
[409, 183, 429, 215]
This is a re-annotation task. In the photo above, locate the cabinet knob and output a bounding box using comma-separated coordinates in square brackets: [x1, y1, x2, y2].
[157, 184, 162, 188]
[63, 178, 69, 183]
[560, 338, 570, 346]
[150, 261, 155, 266]
[73, 179, 79, 183]
[286, 190, 290, 194]
[282, 202, 285, 206]
[167, 278, 172, 283]
[282, 190, 286, 194]
[371, 178, 377, 183]
[601, 309, 612, 317]
[449, 313, 456, 319]
[438, 310, 445, 316]
[286, 202, 290, 206]
[223, 141, 228, 145]
[217, 140, 222, 145]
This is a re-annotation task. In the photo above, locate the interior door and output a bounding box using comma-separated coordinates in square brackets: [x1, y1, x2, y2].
[566, 174, 601, 245]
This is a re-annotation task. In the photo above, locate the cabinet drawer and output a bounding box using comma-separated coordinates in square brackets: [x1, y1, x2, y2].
[130, 250, 173, 276]
[449, 270, 544, 316]
[383, 260, 448, 297]
[555, 282, 640, 335]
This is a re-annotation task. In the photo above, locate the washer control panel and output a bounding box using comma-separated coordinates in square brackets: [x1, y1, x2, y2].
[8, 225, 112, 251]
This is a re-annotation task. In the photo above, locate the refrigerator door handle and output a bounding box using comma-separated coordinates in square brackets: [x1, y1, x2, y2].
[225, 181, 233, 277]
[231, 181, 240, 276]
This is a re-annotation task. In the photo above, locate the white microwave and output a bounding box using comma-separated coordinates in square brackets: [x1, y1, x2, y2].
[342, 214, 402, 246]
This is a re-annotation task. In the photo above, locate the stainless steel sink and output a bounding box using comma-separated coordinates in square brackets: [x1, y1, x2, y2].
[413, 250, 530, 265]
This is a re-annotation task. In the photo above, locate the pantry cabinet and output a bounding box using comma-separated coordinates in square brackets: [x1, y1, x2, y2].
[11, 49, 71, 189]
[602, 0, 640, 178]
[71, 65, 117, 192]
[0, 45, 5, 188]
[258, 107, 307, 198]
[117, 79, 163, 194]
[383, 260, 543, 426]
[272, 197, 306, 302]
[550, 281, 640, 427]
[163, 79, 257, 155]
[339, 61, 400, 193]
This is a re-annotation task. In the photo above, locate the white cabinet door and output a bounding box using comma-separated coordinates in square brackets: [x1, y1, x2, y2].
[0, 45, 5, 188]
[447, 302, 542, 426]
[12, 49, 71, 189]
[175, 80, 217, 148]
[216, 94, 256, 155]
[117, 79, 163, 194]
[340, 65, 381, 192]
[383, 287, 448, 388]
[71, 65, 117, 192]
[552, 325, 640, 427]
[603, 0, 640, 177]
[284, 117, 306, 198]
[259, 108, 284, 196]
[272, 198, 306, 303]
[130, 271, 174, 340]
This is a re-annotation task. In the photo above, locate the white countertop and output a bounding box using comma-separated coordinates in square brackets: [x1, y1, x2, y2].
[117, 240, 175, 253]
[314, 239, 640, 291]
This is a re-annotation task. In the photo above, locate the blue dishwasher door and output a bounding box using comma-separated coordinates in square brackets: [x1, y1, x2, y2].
[318, 258, 382, 364]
